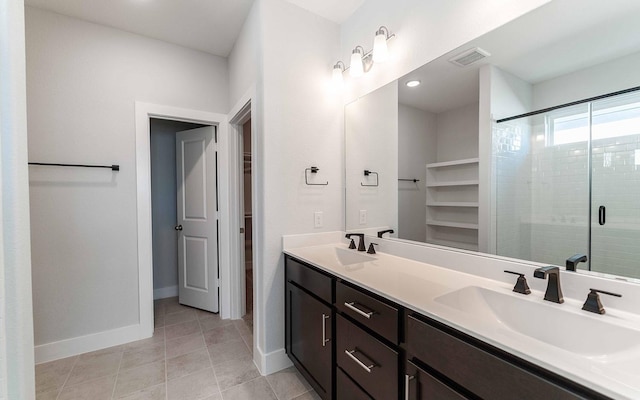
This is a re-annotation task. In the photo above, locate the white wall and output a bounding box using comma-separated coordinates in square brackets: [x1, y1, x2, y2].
[398, 104, 436, 241]
[533, 51, 640, 110]
[257, 0, 342, 371]
[0, 0, 35, 397]
[228, 0, 261, 107]
[436, 102, 479, 162]
[345, 81, 398, 232]
[26, 7, 229, 349]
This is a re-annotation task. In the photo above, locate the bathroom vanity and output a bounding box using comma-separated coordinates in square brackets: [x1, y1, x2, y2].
[283, 236, 640, 400]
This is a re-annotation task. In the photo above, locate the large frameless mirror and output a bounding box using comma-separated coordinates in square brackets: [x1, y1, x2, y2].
[344, 0, 640, 280]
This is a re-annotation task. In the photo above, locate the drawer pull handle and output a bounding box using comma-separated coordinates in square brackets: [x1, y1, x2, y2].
[322, 314, 330, 347]
[405, 374, 415, 400]
[344, 302, 374, 319]
[345, 349, 376, 373]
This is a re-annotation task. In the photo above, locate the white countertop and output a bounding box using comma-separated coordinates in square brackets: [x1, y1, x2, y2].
[284, 241, 640, 400]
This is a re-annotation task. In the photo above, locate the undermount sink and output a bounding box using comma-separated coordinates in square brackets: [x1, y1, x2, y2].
[435, 286, 640, 358]
[333, 247, 375, 266]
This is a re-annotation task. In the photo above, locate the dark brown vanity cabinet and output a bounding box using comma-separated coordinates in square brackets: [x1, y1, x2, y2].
[285, 254, 611, 400]
[285, 257, 334, 399]
[405, 360, 467, 400]
[336, 314, 398, 400]
[405, 314, 610, 400]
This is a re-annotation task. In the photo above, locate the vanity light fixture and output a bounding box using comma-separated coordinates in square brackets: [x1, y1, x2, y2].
[373, 26, 392, 63]
[406, 80, 421, 88]
[332, 61, 345, 87]
[350, 46, 365, 78]
[332, 26, 395, 80]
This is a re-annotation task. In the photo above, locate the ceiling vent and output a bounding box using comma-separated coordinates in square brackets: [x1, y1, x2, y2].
[449, 47, 491, 67]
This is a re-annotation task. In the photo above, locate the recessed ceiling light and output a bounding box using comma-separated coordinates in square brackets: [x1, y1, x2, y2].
[406, 80, 421, 88]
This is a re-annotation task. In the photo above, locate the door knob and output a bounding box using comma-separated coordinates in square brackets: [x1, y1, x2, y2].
[174, 225, 183, 231]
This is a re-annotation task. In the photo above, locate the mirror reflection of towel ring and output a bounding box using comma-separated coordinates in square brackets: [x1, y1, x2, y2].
[361, 170, 378, 187]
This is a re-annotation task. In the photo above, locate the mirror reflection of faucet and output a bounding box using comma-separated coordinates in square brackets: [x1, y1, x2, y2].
[377, 229, 394, 238]
[566, 254, 587, 271]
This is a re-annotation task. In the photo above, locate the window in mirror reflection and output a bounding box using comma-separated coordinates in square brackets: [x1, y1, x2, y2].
[548, 97, 640, 146]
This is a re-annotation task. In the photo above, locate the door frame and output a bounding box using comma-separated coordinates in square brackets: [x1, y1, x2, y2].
[229, 100, 252, 319]
[135, 102, 230, 336]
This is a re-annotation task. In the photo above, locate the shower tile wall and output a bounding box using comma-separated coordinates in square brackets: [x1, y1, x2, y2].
[526, 137, 590, 266]
[494, 120, 532, 260]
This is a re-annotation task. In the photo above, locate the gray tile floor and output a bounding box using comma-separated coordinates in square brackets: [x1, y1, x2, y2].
[35, 297, 319, 400]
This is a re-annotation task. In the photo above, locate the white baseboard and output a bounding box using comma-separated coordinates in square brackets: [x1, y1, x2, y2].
[154, 285, 178, 300]
[254, 345, 292, 376]
[35, 323, 151, 364]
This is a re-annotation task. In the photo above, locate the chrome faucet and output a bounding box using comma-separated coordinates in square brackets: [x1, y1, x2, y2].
[345, 233, 366, 252]
[533, 266, 564, 303]
[566, 254, 587, 271]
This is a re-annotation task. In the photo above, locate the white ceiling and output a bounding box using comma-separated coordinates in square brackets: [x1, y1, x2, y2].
[24, 0, 255, 57]
[24, 0, 366, 57]
[399, 0, 640, 114]
[285, 0, 365, 24]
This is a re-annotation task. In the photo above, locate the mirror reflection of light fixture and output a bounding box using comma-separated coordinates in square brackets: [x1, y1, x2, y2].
[373, 26, 391, 63]
[350, 46, 365, 78]
[332, 61, 345, 88]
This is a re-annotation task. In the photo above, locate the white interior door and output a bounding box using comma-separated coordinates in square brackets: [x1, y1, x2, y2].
[176, 126, 219, 312]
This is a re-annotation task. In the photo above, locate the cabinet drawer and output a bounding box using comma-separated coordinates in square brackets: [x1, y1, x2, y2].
[336, 281, 399, 343]
[406, 360, 468, 400]
[336, 367, 372, 400]
[336, 314, 398, 400]
[407, 314, 588, 400]
[285, 256, 332, 304]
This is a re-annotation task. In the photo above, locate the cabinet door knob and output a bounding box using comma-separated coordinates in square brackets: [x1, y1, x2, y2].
[174, 225, 183, 231]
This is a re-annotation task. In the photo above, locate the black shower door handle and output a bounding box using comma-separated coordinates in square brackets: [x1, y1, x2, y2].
[599, 206, 606, 226]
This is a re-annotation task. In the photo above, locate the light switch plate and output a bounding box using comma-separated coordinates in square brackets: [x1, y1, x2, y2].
[314, 211, 323, 228]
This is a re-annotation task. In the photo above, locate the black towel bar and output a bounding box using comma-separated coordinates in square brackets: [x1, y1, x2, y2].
[28, 162, 120, 171]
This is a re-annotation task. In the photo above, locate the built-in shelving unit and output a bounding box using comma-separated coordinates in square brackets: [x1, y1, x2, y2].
[426, 158, 479, 251]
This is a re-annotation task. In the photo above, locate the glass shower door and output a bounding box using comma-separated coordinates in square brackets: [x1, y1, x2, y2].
[494, 103, 591, 267]
[590, 91, 640, 278]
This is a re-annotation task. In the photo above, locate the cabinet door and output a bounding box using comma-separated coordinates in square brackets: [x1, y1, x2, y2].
[336, 314, 398, 400]
[336, 367, 372, 400]
[286, 283, 333, 399]
[405, 360, 468, 400]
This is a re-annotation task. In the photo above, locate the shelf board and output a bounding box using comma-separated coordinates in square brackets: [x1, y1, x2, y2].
[426, 180, 479, 187]
[427, 239, 479, 251]
[426, 202, 479, 207]
[426, 158, 479, 169]
[426, 220, 479, 229]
